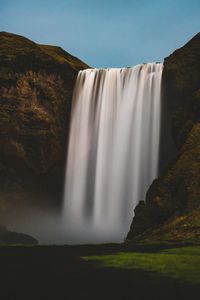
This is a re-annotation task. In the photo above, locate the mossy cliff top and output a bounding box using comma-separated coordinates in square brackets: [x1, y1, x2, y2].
[0, 31, 88, 71]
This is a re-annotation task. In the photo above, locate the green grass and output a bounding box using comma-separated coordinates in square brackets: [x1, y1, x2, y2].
[83, 246, 200, 285]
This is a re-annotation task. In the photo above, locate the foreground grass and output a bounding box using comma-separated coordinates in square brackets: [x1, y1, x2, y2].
[83, 246, 200, 285]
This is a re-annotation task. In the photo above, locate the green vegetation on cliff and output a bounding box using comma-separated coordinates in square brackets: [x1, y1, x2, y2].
[0, 32, 89, 210]
[127, 33, 200, 244]
[83, 246, 200, 285]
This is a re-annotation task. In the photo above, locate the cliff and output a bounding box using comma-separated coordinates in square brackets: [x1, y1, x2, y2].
[127, 33, 200, 244]
[0, 32, 89, 212]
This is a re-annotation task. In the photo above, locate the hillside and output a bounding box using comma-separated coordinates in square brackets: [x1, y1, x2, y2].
[127, 33, 200, 244]
[0, 32, 89, 212]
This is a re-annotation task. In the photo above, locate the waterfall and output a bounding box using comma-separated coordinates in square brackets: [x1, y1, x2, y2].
[63, 63, 163, 244]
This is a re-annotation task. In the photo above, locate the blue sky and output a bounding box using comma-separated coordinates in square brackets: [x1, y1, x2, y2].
[1, 0, 200, 67]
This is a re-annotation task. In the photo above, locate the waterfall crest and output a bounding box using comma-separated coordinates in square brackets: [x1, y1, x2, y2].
[63, 63, 163, 243]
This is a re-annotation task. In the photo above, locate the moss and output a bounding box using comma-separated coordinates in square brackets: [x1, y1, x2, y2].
[39, 45, 89, 70]
[0, 31, 89, 209]
[164, 33, 200, 97]
[83, 246, 200, 285]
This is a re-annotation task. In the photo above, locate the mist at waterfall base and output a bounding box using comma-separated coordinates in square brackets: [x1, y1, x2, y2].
[62, 63, 163, 244]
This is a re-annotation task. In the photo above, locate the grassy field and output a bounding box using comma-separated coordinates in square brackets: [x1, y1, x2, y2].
[83, 246, 200, 285]
[0, 244, 200, 299]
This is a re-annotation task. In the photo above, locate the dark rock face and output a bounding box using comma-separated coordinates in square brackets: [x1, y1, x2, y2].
[0, 224, 38, 244]
[127, 33, 200, 244]
[0, 32, 89, 211]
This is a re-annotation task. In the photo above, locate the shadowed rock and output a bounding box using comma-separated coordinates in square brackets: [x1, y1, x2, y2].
[0, 224, 38, 245]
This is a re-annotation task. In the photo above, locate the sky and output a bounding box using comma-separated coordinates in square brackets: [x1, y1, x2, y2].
[0, 0, 200, 68]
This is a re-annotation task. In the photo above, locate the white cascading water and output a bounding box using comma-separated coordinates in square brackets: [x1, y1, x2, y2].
[63, 63, 163, 244]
